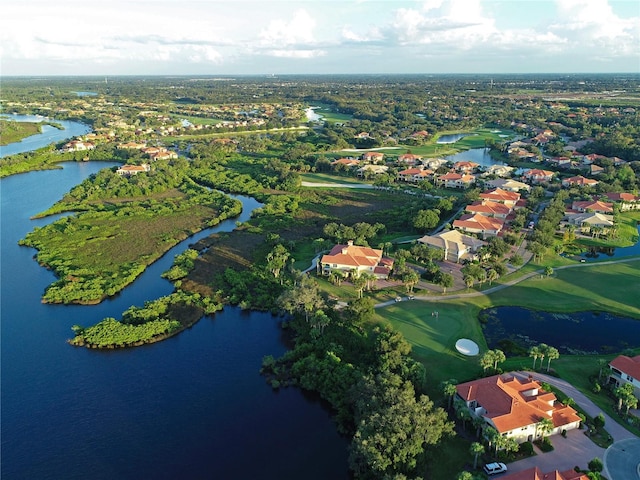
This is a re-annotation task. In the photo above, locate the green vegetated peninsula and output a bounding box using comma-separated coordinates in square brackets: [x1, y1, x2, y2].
[5, 75, 640, 479]
[0, 119, 42, 145]
[20, 158, 242, 305]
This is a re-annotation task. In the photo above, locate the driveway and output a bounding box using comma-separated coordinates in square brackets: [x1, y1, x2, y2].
[505, 428, 605, 474]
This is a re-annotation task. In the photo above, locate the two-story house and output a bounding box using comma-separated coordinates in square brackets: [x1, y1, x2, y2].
[456, 374, 581, 444]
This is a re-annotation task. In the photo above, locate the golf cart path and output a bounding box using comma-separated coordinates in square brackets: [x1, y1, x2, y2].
[375, 256, 640, 308]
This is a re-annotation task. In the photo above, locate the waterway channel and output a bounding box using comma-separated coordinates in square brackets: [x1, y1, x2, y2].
[1, 161, 348, 479]
[0, 114, 91, 158]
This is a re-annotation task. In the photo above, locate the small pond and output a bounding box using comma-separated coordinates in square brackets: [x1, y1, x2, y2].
[444, 147, 504, 168]
[583, 226, 640, 260]
[481, 306, 640, 355]
[437, 133, 474, 144]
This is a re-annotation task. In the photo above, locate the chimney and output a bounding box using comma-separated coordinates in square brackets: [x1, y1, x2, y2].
[347, 240, 354, 246]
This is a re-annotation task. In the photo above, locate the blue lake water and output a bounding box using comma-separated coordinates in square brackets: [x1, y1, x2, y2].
[1, 163, 349, 479]
[0, 114, 91, 158]
[583, 226, 640, 260]
[482, 306, 640, 355]
[436, 133, 474, 144]
[444, 147, 504, 168]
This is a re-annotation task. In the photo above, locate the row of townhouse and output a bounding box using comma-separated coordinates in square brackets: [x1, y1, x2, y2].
[452, 188, 523, 239]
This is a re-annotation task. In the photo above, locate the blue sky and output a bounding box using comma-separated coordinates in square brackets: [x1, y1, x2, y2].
[3, 0, 639, 75]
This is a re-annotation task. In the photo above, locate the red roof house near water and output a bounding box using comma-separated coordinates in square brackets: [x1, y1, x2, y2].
[320, 241, 394, 279]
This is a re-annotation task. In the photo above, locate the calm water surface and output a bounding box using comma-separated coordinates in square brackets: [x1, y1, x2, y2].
[1, 163, 348, 480]
[482, 306, 640, 355]
[0, 114, 91, 157]
[444, 147, 504, 168]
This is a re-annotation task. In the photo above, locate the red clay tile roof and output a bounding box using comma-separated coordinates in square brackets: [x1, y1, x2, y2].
[480, 188, 520, 203]
[571, 200, 613, 213]
[454, 214, 504, 232]
[610, 355, 640, 380]
[466, 200, 511, 216]
[321, 243, 384, 268]
[604, 192, 639, 202]
[502, 467, 588, 480]
[456, 374, 581, 434]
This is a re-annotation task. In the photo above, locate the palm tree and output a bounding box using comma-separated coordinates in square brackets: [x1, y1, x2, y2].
[484, 426, 498, 452]
[529, 345, 541, 369]
[464, 274, 475, 290]
[487, 268, 498, 286]
[536, 417, 554, 441]
[473, 415, 485, 439]
[442, 379, 458, 410]
[470, 442, 484, 470]
[623, 393, 638, 417]
[537, 343, 549, 371]
[351, 272, 367, 298]
[492, 349, 506, 371]
[439, 272, 454, 294]
[545, 346, 559, 372]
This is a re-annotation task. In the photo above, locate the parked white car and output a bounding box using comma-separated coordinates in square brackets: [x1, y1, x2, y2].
[484, 462, 507, 475]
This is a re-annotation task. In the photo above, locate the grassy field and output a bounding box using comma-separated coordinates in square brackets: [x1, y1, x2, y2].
[376, 258, 640, 400]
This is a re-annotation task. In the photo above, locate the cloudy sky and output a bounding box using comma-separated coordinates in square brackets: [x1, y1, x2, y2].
[3, 0, 639, 76]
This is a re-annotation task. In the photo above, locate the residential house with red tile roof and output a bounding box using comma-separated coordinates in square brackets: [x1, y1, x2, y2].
[453, 161, 480, 173]
[436, 172, 476, 189]
[397, 153, 422, 164]
[61, 140, 95, 152]
[522, 169, 555, 185]
[501, 467, 588, 480]
[361, 151, 384, 163]
[562, 175, 598, 187]
[602, 192, 640, 211]
[479, 188, 521, 208]
[456, 374, 581, 444]
[608, 355, 640, 399]
[571, 200, 613, 214]
[320, 241, 394, 279]
[453, 213, 504, 238]
[117, 141, 147, 150]
[116, 164, 151, 176]
[332, 158, 361, 168]
[466, 200, 512, 219]
[397, 167, 432, 183]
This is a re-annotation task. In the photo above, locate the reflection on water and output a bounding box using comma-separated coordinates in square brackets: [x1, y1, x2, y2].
[482, 306, 640, 355]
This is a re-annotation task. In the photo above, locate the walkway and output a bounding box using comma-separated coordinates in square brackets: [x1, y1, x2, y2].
[374, 256, 640, 308]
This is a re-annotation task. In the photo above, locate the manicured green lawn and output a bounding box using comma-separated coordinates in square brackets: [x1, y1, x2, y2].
[376, 259, 640, 402]
[300, 172, 368, 184]
[374, 300, 488, 392]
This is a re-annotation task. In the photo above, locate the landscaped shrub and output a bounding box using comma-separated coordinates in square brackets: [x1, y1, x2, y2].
[519, 441, 534, 456]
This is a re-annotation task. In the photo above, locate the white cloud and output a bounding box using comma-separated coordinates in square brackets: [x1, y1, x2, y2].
[1, 0, 638, 75]
[259, 9, 317, 47]
[267, 49, 327, 59]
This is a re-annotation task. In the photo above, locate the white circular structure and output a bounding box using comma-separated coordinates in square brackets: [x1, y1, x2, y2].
[455, 338, 479, 356]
